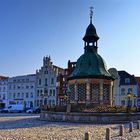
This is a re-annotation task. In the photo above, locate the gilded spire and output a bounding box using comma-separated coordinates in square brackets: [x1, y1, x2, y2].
[90, 7, 93, 24]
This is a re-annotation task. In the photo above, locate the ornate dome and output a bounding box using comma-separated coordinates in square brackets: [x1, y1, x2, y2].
[68, 52, 112, 80]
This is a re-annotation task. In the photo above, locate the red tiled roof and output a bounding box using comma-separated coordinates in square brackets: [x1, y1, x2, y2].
[0, 76, 8, 80]
[135, 77, 140, 85]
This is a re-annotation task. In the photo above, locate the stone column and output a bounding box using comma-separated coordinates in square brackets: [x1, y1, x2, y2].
[74, 83, 78, 104]
[99, 80, 103, 105]
[109, 82, 113, 106]
[86, 82, 90, 105]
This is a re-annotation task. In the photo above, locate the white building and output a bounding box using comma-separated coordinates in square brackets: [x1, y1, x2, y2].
[36, 56, 57, 108]
[36, 56, 64, 108]
[109, 69, 138, 107]
[0, 78, 8, 108]
[8, 74, 36, 109]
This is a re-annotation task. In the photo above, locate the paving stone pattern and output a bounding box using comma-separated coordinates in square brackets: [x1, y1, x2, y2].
[0, 114, 140, 140]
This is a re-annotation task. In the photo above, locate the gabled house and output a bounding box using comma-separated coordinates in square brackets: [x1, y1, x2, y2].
[118, 71, 138, 107]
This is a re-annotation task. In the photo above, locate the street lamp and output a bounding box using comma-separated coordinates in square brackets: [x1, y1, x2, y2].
[133, 95, 136, 107]
[127, 92, 132, 113]
[133, 95, 137, 112]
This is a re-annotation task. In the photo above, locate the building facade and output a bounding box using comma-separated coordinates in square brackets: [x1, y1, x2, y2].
[0, 77, 8, 108]
[8, 74, 36, 109]
[36, 56, 64, 108]
[135, 77, 140, 107]
[118, 71, 138, 107]
[57, 60, 76, 106]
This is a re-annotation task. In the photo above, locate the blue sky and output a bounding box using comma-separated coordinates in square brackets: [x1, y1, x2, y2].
[0, 0, 140, 77]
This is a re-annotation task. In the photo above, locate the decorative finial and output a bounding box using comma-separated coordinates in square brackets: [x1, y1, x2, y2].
[90, 6, 93, 24]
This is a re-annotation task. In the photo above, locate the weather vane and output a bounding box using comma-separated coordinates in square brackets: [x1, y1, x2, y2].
[90, 6, 93, 23]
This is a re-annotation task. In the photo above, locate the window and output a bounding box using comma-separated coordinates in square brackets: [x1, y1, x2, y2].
[53, 90, 55, 96]
[89, 42, 93, 46]
[3, 87, 6, 91]
[3, 94, 5, 100]
[128, 88, 132, 93]
[44, 71, 48, 74]
[9, 93, 12, 98]
[40, 90, 42, 94]
[22, 93, 24, 98]
[17, 93, 20, 98]
[51, 78, 54, 85]
[125, 78, 130, 84]
[45, 78, 47, 86]
[49, 100, 51, 105]
[44, 89, 48, 95]
[121, 100, 125, 106]
[37, 90, 39, 96]
[30, 85, 34, 89]
[52, 100, 55, 105]
[50, 89, 52, 96]
[26, 93, 29, 98]
[39, 79, 41, 85]
[44, 98, 47, 105]
[26, 86, 29, 89]
[9, 85, 12, 90]
[37, 100, 39, 106]
[13, 93, 16, 98]
[121, 88, 125, 95]
[30, 92, 33, 98]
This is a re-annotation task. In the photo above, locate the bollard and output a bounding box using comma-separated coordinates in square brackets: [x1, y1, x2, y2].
[119, 124, 124, 136]
[129, 122, 133, 132]
[106, 128, 111, 140]
[85, 132, 91, 140]
[137, 121, 140, 129]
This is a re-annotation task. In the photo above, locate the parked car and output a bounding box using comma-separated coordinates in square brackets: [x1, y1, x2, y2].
[0, 108, 8, 113]
[1, 104, 24, 113]
[1, 108, 9, 113]
[33, 108, 41, 113]
[26, 108, 33, 113]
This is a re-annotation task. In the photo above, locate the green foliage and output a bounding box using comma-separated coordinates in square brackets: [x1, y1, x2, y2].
[71, 104, 127, 113]
[42, 104, 137, 113]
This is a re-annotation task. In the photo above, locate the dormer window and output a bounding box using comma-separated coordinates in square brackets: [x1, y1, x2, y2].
[125, 78, 130, 84]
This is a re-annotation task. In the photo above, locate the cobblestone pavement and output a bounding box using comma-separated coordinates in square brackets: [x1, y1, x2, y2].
[0, 113, 140, 140]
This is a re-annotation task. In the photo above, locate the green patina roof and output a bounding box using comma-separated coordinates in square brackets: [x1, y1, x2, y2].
[68, 52, 112, 80]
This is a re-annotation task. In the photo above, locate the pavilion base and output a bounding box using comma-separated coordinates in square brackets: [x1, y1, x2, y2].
[40, 111, 140, 124]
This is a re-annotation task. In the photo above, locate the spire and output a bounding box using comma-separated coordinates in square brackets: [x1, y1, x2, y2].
[90, 7, 93, 24]
[83, 7, 99, 53]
